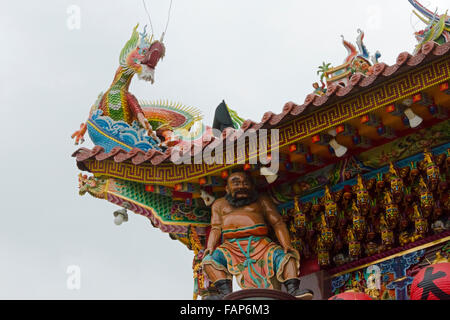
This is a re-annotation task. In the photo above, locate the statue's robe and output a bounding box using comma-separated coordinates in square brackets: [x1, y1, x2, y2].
[202, 224, 300, 289]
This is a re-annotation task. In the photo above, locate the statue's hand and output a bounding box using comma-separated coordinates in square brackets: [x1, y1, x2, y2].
[203, 248, 214, 258]
[283, 245, 299, 256]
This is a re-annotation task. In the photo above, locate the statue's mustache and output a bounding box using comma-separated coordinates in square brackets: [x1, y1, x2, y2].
[233, 189, 250, 196]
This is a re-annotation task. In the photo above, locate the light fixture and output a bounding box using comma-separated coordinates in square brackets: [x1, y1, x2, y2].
[412, 93, 432, 107]
[289, 144, 297, 153]
[311, 134, 330, 146]
[113, 208, 128, 226]
[429, 104, 448, 119]
[289, 142, 307, 154]
[305, 153, 323, 166]
[401, 97, 414, 107]
[394, 98, 423, 128]
[200, 189, 216, 207]
[360, 114, 380, 127]
[221, 170, 229, 180]
[327, 129, 348, 158]
[260, 167, 278, 184]
[376, 125, 396, 139]
[386, 104, 404, 116]
[335, 124, 354, 136]
[404, 108, 423, 128]
[173, 183, 195, 193]
[439, 82, 450, 94]
[352, 134, 371, 148]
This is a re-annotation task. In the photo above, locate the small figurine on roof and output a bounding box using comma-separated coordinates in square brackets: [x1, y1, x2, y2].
[409, 0, 450, 54]
[314, 29, 381, 90]
[312, 82, 327, 96]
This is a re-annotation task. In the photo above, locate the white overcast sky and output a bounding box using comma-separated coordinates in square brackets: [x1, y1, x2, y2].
[1, 0, 448, 299]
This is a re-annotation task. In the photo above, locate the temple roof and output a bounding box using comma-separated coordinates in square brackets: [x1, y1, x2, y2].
[73, 41, 450, 170]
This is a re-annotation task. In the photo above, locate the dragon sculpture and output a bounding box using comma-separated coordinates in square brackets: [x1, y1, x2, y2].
[313, 29, 382, 95]
[409, 0, 449, 54]
[72, 24, 209, 153]
[312, 0, 450, 96]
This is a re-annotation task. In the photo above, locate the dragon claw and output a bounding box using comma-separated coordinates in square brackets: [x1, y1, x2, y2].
[71, 123, 87, 145]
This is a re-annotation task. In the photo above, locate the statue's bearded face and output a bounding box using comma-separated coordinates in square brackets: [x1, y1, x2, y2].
[225, 172, 258, 207]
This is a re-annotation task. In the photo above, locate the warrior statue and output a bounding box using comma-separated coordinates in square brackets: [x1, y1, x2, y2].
[202, 171, 313, 300]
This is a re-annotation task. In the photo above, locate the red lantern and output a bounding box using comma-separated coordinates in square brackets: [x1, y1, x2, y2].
[221, 170, 229, 180]
[439, 82, 449, 92]
[329, 292, 373, 300]
[360, 115, 370, 124]
[385, 104, 396, 113]
[311, 135, 321, 144]
[413, 93, 422, 103]
[410, 263, 450, 300]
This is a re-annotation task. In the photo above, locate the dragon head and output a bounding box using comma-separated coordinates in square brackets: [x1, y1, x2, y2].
[119, 24, 166, 84]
